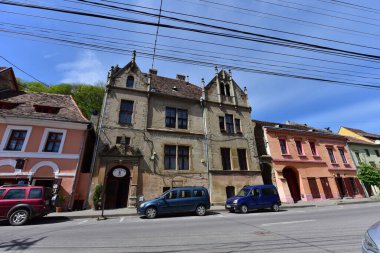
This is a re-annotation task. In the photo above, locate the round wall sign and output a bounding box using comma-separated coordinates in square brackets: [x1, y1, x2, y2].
[112, 168, 127, 178]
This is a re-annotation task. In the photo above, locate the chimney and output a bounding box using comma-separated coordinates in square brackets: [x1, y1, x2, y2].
[176, 74, 186, 81]
[149, 69, 158, 75]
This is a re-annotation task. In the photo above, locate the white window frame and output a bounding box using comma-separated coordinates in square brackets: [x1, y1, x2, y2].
[0, 125, 33, 152]
[38, 128, 67, 154]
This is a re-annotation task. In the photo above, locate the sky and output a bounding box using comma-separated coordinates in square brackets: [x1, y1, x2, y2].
[1, 0, 380, 133]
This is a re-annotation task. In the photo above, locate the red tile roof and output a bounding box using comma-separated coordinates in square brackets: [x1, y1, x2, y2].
[0, 91, 88, 123]
[150, 75, 202, 101]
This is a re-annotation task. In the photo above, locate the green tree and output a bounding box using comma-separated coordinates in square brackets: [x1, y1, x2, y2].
[24, 82, 49, 93]
[357, 164, 380, 186]
[72, 84, 104, 119]
[48, 83, 73, 95]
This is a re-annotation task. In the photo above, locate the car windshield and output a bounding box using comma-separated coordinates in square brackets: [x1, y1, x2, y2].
[236, 188, 250, 197]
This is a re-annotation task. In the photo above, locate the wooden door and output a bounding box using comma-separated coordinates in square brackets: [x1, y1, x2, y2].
[283, 168, 301, 202]
[320, 177, 333, 199]
[308, 177, 321, 199]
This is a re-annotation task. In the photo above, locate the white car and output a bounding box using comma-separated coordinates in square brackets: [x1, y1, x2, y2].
[363, 221, 380, 253]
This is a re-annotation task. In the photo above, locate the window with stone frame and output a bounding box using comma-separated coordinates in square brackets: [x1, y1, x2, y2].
[235, 119, 241, 133]
[220, 82, 225, 96]
[165, 107, 176, 128]
[279, 139, 288, 155]
[219, 116, 225, 132]
[225, 114, 234, 134]
[338, 148, 348, 164]
[178, 146, 189, 170]
[375, 150, 380, 157]
[43, 132, 63, 152]
[5, 130, 27, 151]
[126, 75, 134, 88]
[365, 149, 370, 157]
[355, 152, 362, 163]
[309, 142, 317, 156]
[119, 100, 134, 124]
[327, 147, 336, 163]
[237, 149, 248, 171]
[225, 83, 231, 96]
[177, 109, 188, 129]
[295, 140, 303, 155]
[164, 145, 176, 170]
[221, 148, 231, 171]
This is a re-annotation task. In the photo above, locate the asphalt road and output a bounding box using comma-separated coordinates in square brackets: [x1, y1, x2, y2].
[0, 202, 379, 253]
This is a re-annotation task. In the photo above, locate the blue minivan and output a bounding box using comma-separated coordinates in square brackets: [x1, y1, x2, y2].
[225, 185, 281, 213]
[137, 187, 210, 219]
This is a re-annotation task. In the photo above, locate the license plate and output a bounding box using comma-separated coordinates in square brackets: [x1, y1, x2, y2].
[226, 205, 231, 208]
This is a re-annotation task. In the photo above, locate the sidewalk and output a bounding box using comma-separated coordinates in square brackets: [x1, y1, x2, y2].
[47, 197, 380, 220]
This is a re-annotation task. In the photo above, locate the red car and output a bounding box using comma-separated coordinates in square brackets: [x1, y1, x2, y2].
[0, 185, 51, 226]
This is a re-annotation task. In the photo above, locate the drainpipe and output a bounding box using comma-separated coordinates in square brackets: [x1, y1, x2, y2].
[85, 67, 112, 209]
[201, 78, 211, 200]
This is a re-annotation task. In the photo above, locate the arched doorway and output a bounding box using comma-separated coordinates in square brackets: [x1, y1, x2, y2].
[226, 186, 235, 198]
[261, 163, 273, 184]
[283, 167, 301, 202]
[105, 166, 130, 209]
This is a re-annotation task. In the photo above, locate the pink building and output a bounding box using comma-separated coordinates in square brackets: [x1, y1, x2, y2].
[0, 68, 91, 210]
[255, 121, 365, 203]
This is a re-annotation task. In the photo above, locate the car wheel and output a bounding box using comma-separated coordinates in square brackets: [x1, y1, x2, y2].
[145, 207, 157, 219]
[195, 205, 206, 216]
[272, 203, 280, 212]
[240, 205, 248, 214]
[9, 209, 29, 226]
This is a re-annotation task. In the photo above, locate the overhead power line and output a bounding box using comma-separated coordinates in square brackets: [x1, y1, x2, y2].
[3, 21, 380, 82]
[196, 0, 380, 39]
[319, 0, 380, 15]
[0, 55, 48, 86]
[252, 0, 380, 27]
[1, 25, 380, 90]
[94, 0, 380, 51]
[3, 9, 380, 72]
[3, 0, 380, 63]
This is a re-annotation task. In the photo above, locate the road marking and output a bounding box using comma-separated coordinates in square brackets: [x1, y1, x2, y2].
[261, 219, 315, 226]
[120, 217, 125, 223]
[78, 220, 88, 225]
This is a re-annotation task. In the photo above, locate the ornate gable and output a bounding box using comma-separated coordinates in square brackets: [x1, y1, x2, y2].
[204, 67, 249, 108]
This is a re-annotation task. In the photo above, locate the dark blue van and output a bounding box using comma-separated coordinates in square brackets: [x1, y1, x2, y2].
[137, 187, 210, 219]
[225, 185, 281, 213]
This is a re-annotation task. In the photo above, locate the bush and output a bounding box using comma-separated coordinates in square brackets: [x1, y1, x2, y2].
[92, 184, 102, 210]
[357, 164, 380, 186]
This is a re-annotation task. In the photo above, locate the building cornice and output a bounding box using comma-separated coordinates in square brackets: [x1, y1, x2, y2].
[0, 116, 88, 130]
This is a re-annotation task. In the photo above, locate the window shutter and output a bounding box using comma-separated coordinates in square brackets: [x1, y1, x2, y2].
[343, 178, 354, 197]
[354, 178, 365, 196]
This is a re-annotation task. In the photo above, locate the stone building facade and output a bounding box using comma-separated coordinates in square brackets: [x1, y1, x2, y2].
[88, 54, 262, 208]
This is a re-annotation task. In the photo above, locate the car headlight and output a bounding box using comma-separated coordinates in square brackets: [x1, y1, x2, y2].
[363, 232, 379, 253]
[233, 199, 238, 204]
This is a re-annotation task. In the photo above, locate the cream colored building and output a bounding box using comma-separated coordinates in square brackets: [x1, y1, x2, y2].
[89, 53, 262, 208]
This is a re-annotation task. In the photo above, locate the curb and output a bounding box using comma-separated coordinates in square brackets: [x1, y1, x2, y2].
[47, 200, 380, 220]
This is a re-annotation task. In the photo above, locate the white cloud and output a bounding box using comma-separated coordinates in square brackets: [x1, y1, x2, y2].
[57, 50, 105, 84]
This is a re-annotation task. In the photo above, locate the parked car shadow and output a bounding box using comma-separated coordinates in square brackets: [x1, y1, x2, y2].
[0, 236, 47, 251]
[0, 216, 70, 226]
[139, 211, 221, 219]
[231, 208, 288, 214]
